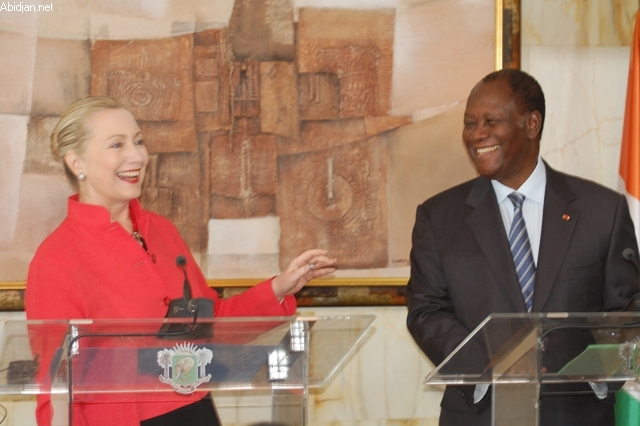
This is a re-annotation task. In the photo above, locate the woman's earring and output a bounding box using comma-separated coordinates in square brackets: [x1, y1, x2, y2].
[78, 172, 86, 181]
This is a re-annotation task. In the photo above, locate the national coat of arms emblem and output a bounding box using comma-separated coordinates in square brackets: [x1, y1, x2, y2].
[157, 342, 213, 394]
[619, 335, 640, 381]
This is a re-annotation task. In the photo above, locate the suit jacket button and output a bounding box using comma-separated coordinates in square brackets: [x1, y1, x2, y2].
[151, 253, 157, 263]
[164, 297, 171, 306]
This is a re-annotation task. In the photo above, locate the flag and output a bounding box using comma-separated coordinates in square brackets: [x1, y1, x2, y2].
[617, 385, 640, 426]
[619, 9, 640, 244]
[617, 9, 640, 426]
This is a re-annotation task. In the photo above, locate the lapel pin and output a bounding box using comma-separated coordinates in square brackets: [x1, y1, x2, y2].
[562, 214, 570, 221]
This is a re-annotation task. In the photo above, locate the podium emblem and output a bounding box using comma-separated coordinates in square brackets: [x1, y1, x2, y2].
[157, 342, 213, 394]
[619, 336, 640, 381]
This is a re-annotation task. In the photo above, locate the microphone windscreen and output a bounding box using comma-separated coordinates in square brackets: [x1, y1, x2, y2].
[623, 248, 636, 261]
[176, 255, 187, 267]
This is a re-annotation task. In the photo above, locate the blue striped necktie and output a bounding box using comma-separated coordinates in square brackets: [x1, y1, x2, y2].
[507, 192, 536, 312]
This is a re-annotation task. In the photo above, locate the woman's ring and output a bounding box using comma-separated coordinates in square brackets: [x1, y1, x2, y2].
[309, 263, 316, 271]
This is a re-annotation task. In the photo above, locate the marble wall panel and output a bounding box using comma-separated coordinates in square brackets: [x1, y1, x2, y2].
[301, 307, 441, 423]
[522, 0, 639, 47]
[207, 306, 441, 425]
[391, 0, 494, 118]
[31, 38, 91, 116]
[91, 35, 197, 153]
[277, 137, 388, 270]
[526, 45, 631, 191]
[0, 397, 37, 426]
[228, 0, 295, 61]
[298, 73, 340, 120]
[259, 61, 300, 140]
[387, 104, 477, 267]
[297, 8, 394, 117]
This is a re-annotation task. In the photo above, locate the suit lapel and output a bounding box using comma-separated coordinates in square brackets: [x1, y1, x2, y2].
[532, 164, 578, 311]
[465, 178, 528, 312]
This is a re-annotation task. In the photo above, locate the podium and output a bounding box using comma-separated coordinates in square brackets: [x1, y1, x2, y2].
[0, 315, 375, 426]
[423, 312, 640, 425]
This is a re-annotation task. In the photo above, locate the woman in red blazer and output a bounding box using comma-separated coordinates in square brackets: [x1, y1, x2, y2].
[26, 96, 337, 426]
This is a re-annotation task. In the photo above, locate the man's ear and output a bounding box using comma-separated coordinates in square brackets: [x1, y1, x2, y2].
[64, 151, 84, 179]
[526, 111, 542, 140]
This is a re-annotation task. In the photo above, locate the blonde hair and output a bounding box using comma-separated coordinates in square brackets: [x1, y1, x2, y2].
[51, 96, 125, 183]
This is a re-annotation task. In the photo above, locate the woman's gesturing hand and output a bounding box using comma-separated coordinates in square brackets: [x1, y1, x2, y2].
[271, 249, 337, 300]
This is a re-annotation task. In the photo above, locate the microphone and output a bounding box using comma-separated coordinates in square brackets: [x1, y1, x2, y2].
[158, 255, 214, 338]
[622, 248, 640, 311]
[623, 248, 638, 267]
[175, 255, 192, 304]
[136, 255, 215, 378]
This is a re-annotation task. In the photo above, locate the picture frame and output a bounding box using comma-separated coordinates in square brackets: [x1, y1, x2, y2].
[0, 0, 520, 309]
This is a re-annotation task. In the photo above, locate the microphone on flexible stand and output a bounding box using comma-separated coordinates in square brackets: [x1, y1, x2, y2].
[623, 248, 638, 267]
[622, 248, 640, 311]
[158, 255, 214, 338]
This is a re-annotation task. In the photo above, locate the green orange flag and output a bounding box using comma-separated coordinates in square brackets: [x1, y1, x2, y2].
[616, 11, 640, 426]
[620, 10, 640, 245]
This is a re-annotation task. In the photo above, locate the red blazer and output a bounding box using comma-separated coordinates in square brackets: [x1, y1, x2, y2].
[26, 195, 296, 425]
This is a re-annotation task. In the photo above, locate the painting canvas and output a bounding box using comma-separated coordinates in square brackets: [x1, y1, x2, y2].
[0, 0, 503, 297]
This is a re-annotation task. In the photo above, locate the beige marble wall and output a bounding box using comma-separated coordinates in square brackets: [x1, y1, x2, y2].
[214, 307, 441, 426]
[521, 0, 639, 190]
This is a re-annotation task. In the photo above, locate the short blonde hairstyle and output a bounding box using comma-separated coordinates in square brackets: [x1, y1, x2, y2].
[51, 96, 125, 183]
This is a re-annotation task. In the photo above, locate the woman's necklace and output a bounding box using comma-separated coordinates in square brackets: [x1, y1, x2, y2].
[129, 205, 149, 253]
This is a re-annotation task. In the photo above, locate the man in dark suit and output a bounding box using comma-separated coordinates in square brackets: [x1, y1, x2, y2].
[406, 69, 639, 426]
